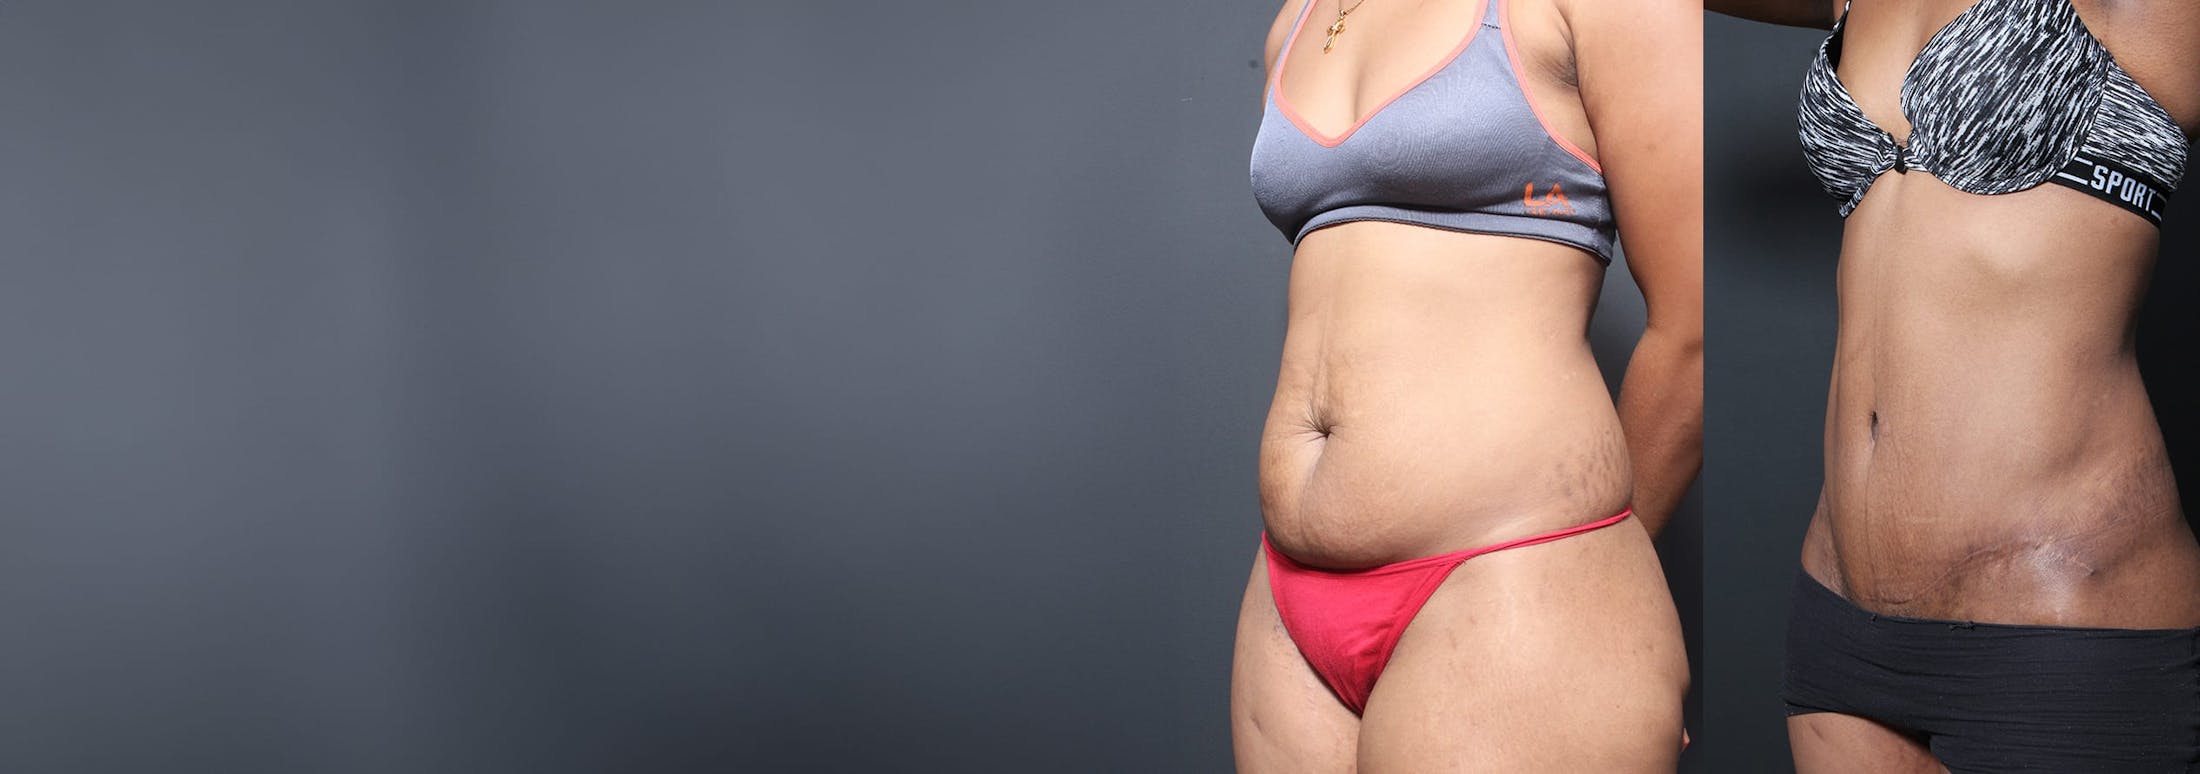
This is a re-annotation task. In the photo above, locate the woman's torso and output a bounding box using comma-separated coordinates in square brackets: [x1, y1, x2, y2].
[1799, 0, 2200, 627]
[1252, 0, 1632, 568]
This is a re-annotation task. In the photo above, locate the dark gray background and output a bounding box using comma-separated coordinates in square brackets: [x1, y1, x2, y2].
[3, 2, 1697, 771]
[1704, 12, 2200, 772]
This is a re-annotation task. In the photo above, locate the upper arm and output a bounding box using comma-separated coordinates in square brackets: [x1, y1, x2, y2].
[1568, 0, 1701, 335]
[1705, 0, 1841, 29]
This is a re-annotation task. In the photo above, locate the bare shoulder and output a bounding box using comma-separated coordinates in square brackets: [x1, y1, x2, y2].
[1703, 0, 1841, 29]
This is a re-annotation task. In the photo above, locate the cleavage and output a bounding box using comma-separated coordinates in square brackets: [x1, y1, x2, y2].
[1275, 0, 1486, 142]
[1833, 0, 1999, 146]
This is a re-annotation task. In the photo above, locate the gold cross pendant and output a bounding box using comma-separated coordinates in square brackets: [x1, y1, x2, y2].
[1323, 18, 1346, 53]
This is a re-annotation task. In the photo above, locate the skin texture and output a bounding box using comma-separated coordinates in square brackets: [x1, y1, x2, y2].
[1229, 0, 1700, 770]
[1715, 0, 2200, 769]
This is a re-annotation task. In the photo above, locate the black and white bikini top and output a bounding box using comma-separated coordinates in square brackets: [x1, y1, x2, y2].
[1798, 0, 2190, 224]
[1248, 0, 1618, 262]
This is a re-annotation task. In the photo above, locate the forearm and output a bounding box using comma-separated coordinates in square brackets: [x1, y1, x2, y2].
[1617, 323, 1703, 537]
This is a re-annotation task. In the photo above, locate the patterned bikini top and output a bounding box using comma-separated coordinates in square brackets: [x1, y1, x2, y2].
[1797, 0, 2190, 224]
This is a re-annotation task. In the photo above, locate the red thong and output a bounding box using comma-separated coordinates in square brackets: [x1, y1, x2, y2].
[1260, 508, 1634, 714]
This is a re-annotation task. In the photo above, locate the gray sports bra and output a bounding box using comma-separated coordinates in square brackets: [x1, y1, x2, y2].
[1248, 0, 1617, 263]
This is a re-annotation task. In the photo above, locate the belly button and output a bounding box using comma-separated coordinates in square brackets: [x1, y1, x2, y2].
[1302, 416, 1332, 442]
[1868, 410, 1879, 443]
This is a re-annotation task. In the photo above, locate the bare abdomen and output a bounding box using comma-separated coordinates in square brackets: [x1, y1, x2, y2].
[1810, 181, 2200, 627]
[1255, 224, 1631, 568]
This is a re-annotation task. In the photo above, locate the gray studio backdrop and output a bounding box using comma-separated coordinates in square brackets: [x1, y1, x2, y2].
[3, 2, 1698, 771]
[1704, 12, 2200, 772]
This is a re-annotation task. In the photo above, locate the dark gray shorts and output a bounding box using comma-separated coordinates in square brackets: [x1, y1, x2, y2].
[1783, 571, 2200, 773]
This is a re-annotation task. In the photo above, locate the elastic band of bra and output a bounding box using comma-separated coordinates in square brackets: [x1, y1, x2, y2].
[2049, 155, 2172, 225]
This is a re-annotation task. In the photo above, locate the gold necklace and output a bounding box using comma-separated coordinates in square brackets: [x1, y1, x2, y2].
[1322, 0, 1372, 53]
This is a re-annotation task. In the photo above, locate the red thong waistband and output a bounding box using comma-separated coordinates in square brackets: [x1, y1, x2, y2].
[1260, 507, 1635, 576]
